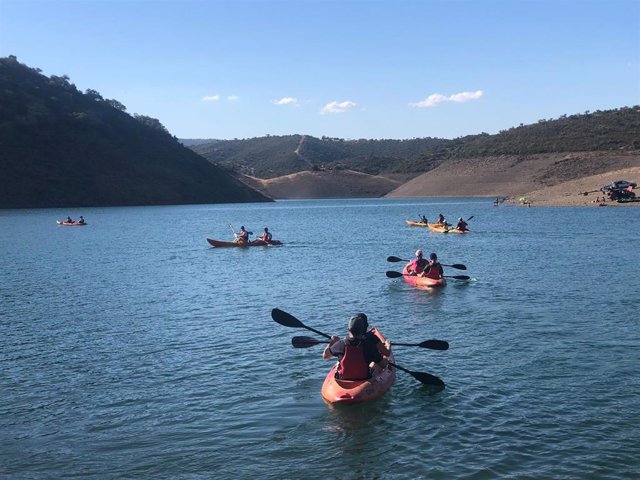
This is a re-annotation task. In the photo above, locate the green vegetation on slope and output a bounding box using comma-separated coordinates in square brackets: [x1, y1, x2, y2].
[0, 55, 270, 208]
[190, 107, 640, 179]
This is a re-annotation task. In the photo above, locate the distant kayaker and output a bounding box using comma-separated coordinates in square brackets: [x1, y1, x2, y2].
[66, 216, 73, 223]
[322, 314, 390, 380]
[437, 213, 448, 226]
[420, 252, 444, 280]
[258, 227, 272, 243]
[78, 216, 85, 224]
[234, 226, 252, 244]
[455, 217, 468, 231]
[420, 214, 428, 223]
[407, 249, 428, 275]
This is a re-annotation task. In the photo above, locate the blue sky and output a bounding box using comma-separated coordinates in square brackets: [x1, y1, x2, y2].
[1, 0, 638, 140]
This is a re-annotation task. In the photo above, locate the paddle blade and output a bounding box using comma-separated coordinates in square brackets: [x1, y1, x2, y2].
[389, 361, 445, 387]
[448, 275, 470, 281]
[411, 371, 446, 388]
[448, 263, 467, 270]
[467, 215, 474, 221]
[386, 271, 404, 278]
[271, 308, 304, 328]
[393, 339, 449, 350]
[419, 339, 449, 350]
[291, 336, 324, 348]
[386, 256, 405, 263]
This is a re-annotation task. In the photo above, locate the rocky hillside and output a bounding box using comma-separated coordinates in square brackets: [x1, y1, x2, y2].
[0, 56, 270, 209]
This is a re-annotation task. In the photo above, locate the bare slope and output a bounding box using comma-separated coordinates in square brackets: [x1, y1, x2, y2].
[513, 166, 640, 207]
[241, 170, 403, 199]
[385, 151, 640, 198]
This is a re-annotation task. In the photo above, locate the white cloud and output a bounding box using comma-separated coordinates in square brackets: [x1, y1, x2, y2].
[202, 95, 220, 102]
[273, 97, 299, 106]
[450, 90, 484, 103]
[409, 90, 483, 108]
[227, 95, 239, 101]
[320, 100, 357, 114]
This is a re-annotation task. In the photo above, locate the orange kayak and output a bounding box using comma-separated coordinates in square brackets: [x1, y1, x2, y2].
[207, 238, 283, 247]
[406, 219, 429, 227]
[321, 327, 396, 405]
[427, 223, 470, 234]
[401, 264, 446, 288]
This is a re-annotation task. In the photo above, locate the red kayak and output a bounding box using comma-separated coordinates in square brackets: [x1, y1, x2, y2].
[321, 327, 396, 405]
[207, 238, 283, 248]
[57, 221, 87, 226]
[402, 264, 446, 288]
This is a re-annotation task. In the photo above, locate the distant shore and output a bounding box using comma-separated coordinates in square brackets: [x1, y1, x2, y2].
[506, 166, 640, 207]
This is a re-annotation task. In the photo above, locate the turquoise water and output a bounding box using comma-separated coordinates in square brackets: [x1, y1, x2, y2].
[1, 199, 639, 479]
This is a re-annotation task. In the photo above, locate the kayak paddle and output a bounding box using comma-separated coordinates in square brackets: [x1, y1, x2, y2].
[292, 335, 449, 350]
[271, 308, 445, 387]
[386, 256, 467, 270]
[388, 362, 444, 387]
[386, 271, 470, 281]
[271, 308, 331, 339]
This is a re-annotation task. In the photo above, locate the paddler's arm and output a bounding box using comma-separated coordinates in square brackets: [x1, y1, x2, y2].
[378, 339, 391, 357]
[322, 336, 340, 359]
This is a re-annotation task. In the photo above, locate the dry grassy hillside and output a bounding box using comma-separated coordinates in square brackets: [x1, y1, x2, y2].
[513, 166, 640, 206]
[385, 151, 640, 201]
[240, 170, 403, 199]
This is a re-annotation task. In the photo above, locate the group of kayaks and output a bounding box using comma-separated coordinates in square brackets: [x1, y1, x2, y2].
[273, 216, 472, 406]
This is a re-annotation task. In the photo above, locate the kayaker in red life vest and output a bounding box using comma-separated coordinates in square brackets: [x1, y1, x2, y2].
[407, 249, 428, 275]
[258, 227, 272, 243]
[323, 313, 391, 380]
[234, 226, 252, 244]
[420, 252, 444, 280]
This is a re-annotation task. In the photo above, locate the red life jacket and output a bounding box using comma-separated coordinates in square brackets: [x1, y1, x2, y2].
[338, 339, 370, 380]
[410, 258, 428, 274]
[423, 262, 443, 280]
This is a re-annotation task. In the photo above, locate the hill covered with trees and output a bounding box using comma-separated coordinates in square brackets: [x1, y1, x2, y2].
[188, 107, 640, 180]
[0, 56, 270, 209]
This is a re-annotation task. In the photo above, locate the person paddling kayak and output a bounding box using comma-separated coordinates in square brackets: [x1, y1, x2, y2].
[407, 249, 428, 275]
[323, 313, 391, 380]
[234, 226, 252, 244]
[420, 252, 444, 281]
[455, 217, 468, 231]
[258, 227, 272, 243]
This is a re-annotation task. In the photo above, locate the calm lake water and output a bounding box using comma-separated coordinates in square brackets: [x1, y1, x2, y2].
[1, 198, 639, 479]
